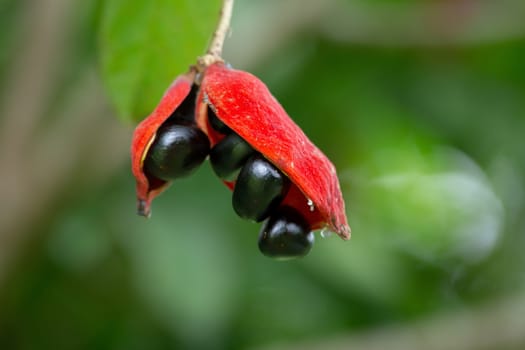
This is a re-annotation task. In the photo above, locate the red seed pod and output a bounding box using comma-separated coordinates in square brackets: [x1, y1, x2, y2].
[131, 70, 195, 217]
[196, 63, 351, 239]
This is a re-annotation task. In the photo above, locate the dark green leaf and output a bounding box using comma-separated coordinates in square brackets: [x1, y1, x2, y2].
[99, 0, 220, 122]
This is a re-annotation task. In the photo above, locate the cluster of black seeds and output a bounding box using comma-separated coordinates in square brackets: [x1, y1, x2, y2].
[143, 87, 314, 259]
[207, 108, 314, 259]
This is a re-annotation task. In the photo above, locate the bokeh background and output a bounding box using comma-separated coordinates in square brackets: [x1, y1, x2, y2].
[1, 0, 525, 349]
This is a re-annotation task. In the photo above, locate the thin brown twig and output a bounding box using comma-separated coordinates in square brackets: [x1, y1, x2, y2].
[197, 0, 234, 69]
[207, 0, 234, 57]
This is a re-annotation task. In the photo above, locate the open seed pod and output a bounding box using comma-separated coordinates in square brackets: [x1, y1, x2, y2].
[131, 69, 207, 217]
[196, 63, 351, 239]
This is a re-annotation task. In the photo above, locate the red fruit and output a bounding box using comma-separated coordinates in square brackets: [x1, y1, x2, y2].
[196, 63, 351, 239]
[131, 70, 196, 217]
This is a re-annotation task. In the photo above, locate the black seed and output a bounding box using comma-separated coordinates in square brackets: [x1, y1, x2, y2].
[144, 124, 210, 181]
[207, 106, 231, 134]
[232, 154, 290, 222]
[258, 207, 313, 259]
[210, 133, 256, 181]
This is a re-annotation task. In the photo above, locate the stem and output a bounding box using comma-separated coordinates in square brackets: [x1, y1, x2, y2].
[208, 0, 234, 57]
[197, 0, 234, 69]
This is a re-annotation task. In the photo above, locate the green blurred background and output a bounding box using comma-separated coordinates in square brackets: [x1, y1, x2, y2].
[1, 0, 525, 349]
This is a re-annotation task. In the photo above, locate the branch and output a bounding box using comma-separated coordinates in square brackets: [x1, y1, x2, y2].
[197, 0, 234, 69]
[207, 0, 234, 57]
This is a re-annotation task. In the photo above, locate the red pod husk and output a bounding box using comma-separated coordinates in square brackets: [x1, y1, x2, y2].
[131, 70, 195, 217]
[196, 63, 351, 239]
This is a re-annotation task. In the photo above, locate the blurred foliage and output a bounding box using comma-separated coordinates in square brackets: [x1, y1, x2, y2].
[1, 0, 525, 349]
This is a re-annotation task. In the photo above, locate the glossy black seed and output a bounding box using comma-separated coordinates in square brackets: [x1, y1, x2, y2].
[144, 124, 210, 181]
[258, 207, 314, 259]
[207, 107, 231, 134]
[232, 154, 290, 222]
[210, 133, 256, 181]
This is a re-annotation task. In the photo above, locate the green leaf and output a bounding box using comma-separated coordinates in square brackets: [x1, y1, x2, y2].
[99, 0, 221, 123]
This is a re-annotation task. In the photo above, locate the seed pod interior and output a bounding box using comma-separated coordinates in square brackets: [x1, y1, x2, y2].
[131, 70, 197, 217]
[196, 63, 350, 239]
